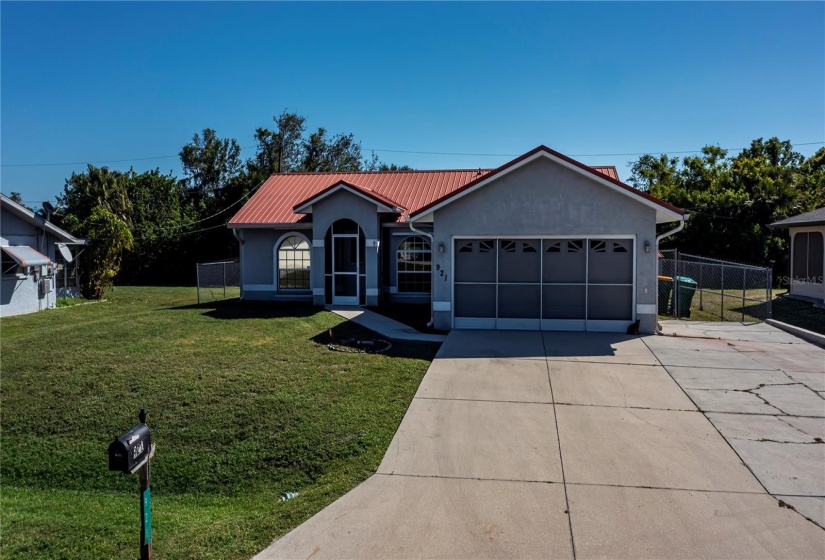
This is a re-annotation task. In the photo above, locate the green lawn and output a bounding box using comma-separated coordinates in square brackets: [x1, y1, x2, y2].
[659, 288, 785, 323]
[1, 287, 437, 559]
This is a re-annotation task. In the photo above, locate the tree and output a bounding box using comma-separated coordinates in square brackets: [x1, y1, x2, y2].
[9, 192, 24, 204]
[118, 168, 195, 284]
[246, 111, 307, 179]
[62, 205, 133, 299]
[179, 129, 242, 205]
[57, 164, 136, 296]
[301, 128, 364, 172]
[628, 138, 825, 282]
[58, 164, 132, 225]
[247, 110, 409, 176]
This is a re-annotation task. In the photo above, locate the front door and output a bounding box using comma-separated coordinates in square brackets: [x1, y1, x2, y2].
[332, 235, 359, 305]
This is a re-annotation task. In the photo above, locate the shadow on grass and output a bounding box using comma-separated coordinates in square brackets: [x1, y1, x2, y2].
[162, 298, 319, 320]
[311, 321, 440, 361]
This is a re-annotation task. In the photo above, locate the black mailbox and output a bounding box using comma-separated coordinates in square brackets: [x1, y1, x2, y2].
[108, 423, 151, 474]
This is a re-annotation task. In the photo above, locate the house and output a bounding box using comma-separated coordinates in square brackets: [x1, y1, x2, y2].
[769, 207, 825, 305]
[1, 193, 86, 316]
[228, 146, 686, 334]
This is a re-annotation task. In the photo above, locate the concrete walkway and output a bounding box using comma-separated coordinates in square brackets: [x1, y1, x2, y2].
[256, 327, 825, 560]
[326, 305, 446, 343]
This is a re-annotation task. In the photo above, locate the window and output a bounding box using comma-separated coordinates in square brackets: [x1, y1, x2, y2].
[613, 241, 629, 253]
[501, 240, 517, 253]
[590, 240, 606, 253]
[1, 249, 20, 276]
[397, 236, 432, 293]
[479, 240, 495, 253]
[277, 235, 311, 290]
[793, 232, 824, 283]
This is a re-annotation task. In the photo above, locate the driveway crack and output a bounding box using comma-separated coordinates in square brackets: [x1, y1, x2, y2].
[542, 334, 577, 560]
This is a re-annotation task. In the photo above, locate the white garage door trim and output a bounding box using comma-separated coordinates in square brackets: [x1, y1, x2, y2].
[451, 235, 636, 332]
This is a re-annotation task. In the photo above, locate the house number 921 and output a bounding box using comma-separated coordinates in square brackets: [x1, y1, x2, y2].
[435, 264, 447, 281]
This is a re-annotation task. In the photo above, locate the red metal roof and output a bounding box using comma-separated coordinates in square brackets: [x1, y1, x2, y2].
[409, 146, 684, 219]
[591, 166, 619, 181]
[228, 153, 664, 226]
[292, 180, 406, 214]
[230, 169, 492, 225]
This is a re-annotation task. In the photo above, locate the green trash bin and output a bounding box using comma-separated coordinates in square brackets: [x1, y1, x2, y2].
[657, 276, 673, 315]
[674, 276, 698, 318]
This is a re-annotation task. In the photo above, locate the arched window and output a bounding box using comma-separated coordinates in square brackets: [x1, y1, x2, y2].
[397, 236, 432, 293]
[277, 234, 311, 290]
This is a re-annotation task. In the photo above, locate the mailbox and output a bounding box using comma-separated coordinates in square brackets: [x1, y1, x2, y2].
[108, 423, 152, 474]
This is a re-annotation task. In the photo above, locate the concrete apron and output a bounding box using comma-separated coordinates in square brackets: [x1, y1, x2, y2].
[255, 329, 825, 560]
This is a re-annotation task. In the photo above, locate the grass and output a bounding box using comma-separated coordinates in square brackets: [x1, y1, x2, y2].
[55, 296, 89, 308]
[657, 285, 825, 335]
[1, 286, 437, 559]
[658, 288, 786, 323]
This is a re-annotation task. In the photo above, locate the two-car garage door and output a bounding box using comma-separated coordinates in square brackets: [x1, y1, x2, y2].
[453, 237, 634, 331]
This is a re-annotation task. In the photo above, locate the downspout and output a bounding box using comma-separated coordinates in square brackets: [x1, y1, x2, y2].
[405, 216, 435, 328]
[232, 228, 244, 300]
[655, 215, 688, 334]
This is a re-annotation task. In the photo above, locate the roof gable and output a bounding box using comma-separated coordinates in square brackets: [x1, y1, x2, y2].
[293, 181, 404, 215]
[0, 194, 85, 244]
[408, 146, 684, 224]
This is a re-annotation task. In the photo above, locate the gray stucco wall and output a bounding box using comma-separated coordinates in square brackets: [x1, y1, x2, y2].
[239, 227, 312, 301]
[1, 207, 59, 316]
[428, 157, 660, 333]
[309, 190, 382, 306]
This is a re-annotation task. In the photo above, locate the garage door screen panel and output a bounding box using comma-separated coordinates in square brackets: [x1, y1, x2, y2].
[455, 284, 496, 318]
[542, 285, 586, 319]
[455, 240, 495, 282]
[543, 240, 586, 320]
[587, 285, 633, 320]
[453, 237, 634, 330]
[588, 240, 632, 284]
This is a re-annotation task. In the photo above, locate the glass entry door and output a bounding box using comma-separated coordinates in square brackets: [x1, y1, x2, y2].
[332, 235, 359, 305]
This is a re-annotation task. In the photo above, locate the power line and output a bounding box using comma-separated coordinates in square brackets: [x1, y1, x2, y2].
[29, 179, 266, 239]
[82, 221, 230, 242]
[3, 141, 823, 168]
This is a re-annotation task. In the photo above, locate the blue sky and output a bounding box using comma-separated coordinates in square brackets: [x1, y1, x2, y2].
[2, 1, 824, 205]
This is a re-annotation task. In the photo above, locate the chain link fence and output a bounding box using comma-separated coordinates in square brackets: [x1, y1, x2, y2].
[196, 260, 240, 304]
[658, 250, 773, 322]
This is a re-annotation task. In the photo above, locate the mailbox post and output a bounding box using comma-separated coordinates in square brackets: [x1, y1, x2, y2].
[108, 410, 155, 560]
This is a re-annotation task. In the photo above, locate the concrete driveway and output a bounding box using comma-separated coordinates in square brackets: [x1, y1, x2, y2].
[256, 326, 825, 560]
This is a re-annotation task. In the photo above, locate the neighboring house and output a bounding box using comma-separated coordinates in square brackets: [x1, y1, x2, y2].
[1, 193, 86, 317]
[769, 207, 825, 305]
[228, 146, 686, 334]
